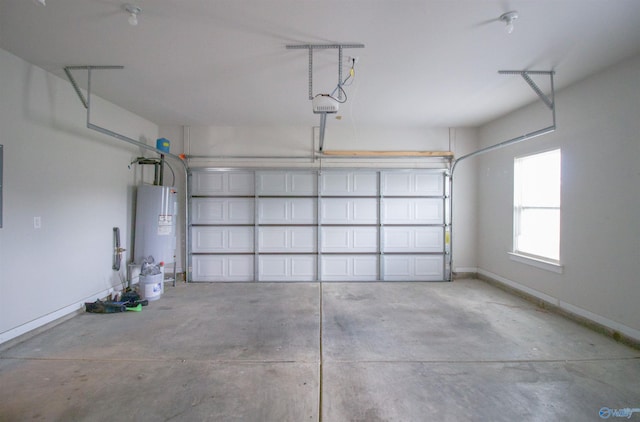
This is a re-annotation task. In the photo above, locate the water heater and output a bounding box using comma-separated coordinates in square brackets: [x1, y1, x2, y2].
[134, 185, 177, 265]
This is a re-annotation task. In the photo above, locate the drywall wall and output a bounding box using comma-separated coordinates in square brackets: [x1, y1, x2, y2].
[0, 48, 159, 343]
[476, 54, 640, 340]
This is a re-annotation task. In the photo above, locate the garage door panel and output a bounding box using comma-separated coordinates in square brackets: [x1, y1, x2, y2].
[192, 198, 254, 224]
[228, 200, 255, 222]
[192, 226, 253, 252]
[291, 199, 316, 222]
[353, 199, 378, 222]
[291, 228, 317, 251]
[192, 255, 254, 282]
[353, 172, 378, 195]
[384, 256, 410, 276]
[382, 198, 443, 224]
[415, 256, 443, 278]
[228, 172, 255, 194]
[191, 172, 223, 195]
[384, 229, 410, 249]
[292, 257, 316, 278]
[259, 227, 287, 251]
[229, 258, 253, 277]
[259, 227, 316, 252]
[321, 199, 349, 223]
[195, 255, 224, 278]
[321, 227, 378, 252]
[321, 172, 349, 195]
[353, 256, 378, 277]
[321, 228, 349, 251]
[192, 199, 223, 223]
[228, 228, 254, 251]
[257, 171, 316, 195]
[192, 228, 224, 251]
[260, 256, 287, 277]
[257, 172, 287, 194]
[290, 172, 316, 194]
[259, 199, 287, 222]
[321, 198, 377, 224]
[415, 173, 443, 196]
[416, 201, 443, 222]
[383, 227, 443, 253]
[383, 255, 443, 281]
[259, 198, 317, 224]
[381, 171, 443, 196]
[353, 228, 378, 250]
[321, 171, 377, 196]
[191, 172, 254, 196]
[321, 255, 378, 281]
[415, 228, 444, 250]
[259, 255, 317, 281]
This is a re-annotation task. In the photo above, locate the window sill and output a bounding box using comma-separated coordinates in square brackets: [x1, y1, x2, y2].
[508, 252, 564, 274]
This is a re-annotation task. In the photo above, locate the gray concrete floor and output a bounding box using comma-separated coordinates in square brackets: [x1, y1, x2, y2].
[1, 279, 638, 421]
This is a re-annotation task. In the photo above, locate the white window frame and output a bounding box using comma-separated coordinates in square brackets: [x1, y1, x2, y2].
[511, 149, 563, 273]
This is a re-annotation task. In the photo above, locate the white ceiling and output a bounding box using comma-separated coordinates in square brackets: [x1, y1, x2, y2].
[2, 0, 640, 129]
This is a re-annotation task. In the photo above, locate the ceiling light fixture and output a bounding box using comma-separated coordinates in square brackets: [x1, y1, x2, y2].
[499, 11, 518, 34]
[33, 0, 46, 5]
[124, 4, 141, 26]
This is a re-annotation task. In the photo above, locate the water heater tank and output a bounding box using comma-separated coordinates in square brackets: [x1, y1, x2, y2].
[134, 185, 177, 265]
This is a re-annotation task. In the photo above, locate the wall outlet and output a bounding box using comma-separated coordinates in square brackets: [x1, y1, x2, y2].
[34, 216, 41, 229]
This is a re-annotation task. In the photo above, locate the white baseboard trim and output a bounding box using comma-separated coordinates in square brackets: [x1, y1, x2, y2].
[454, 267, 478, 275]
[477, 269, 559, 305]
[477, 269, 640, 343]
[0, 287, 114, 346]
[559, 300, 640, 343]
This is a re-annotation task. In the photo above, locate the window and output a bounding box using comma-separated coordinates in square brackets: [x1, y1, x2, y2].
[513, 149, 561, 265]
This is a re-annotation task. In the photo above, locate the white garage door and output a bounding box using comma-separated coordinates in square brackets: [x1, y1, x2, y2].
[189, 169, 450, 282]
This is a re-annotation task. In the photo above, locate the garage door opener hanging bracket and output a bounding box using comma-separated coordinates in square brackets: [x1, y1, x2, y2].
[286, 43, 365, 152]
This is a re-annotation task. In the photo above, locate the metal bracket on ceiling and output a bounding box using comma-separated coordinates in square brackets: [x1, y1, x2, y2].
[63, 65, 187, 168]
[286, 43, 365, 100]
[64, 66, 124, 109]
[286, 44, 365, 153]
[451, 69, 556, 175]
[498, 70, 555, 110]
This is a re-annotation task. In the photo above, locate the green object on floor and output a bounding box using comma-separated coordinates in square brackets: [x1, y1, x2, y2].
[126, 303, 142, 312]
[85, 300, 126, 313]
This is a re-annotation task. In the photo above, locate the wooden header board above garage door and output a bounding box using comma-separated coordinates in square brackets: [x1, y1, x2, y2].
[188, 169, 450, 282]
